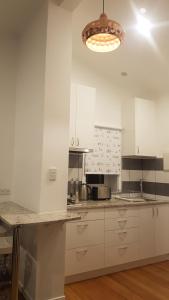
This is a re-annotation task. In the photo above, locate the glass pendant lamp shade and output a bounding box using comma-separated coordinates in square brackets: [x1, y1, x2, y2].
[82, 2, 125, 53]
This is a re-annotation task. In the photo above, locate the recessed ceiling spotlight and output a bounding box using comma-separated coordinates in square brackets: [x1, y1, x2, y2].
[121, 72, 128, 77]
[140, 7, 147, 14]
[136, 14, 152, 37]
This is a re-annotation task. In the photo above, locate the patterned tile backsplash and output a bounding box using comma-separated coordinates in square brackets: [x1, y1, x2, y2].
[85, 127, 121, 175]
[122, 157, 169, 199]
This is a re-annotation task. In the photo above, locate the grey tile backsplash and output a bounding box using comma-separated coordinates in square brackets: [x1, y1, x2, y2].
[122, 157, 169, 198]
[69, 153, 83, 169]
[68, 153, 169, 198]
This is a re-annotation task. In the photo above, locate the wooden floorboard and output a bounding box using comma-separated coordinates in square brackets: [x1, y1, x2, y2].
[65, 261, 169, 300]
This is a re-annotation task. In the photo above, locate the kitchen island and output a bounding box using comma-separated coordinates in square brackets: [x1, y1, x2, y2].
[0, 201, 80, 300]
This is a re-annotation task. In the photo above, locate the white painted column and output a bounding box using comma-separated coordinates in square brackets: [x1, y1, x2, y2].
[14, 1, 73, 299]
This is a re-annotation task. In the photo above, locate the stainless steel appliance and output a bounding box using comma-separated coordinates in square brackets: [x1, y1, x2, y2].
[91, 185, 111, 200]
[79, 183, 91, 201]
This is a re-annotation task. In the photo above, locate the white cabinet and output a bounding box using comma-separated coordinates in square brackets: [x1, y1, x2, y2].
[69, 84, 96, 151]
[155, 205, 169, 255]
[139, 205, 169, 259]
[65, 208, 104, 276]
[139, 206, 155, 259]
[66, 220, 104, 249]
[122, 97, 157, 157]
[104, 207, 140, 267]
[65, 204, 169, 278]
[65, 245, 105, 276]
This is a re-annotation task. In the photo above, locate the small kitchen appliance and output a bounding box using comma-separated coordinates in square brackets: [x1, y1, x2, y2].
[91, 185, 111, 200]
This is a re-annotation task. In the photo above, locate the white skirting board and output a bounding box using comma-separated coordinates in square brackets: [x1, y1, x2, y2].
[65, 254, 169, 284]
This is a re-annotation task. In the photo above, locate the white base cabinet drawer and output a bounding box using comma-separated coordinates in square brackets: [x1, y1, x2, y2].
[66, 220, 104, 249]
[105, 243, 139, 267]
[65, 244, 105, 276]
[105, 217, 138, 231]
[105, 228, 139, 246]
[105, 208, 138, 219]
[70, 208, 104, 222]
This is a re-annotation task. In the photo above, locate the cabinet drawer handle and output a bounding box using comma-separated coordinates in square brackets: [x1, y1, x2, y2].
[76, 249, 88, 254]
[71, 137, 74, 146]
[76, 138, 80, 146]
[157, 207, 159, 217]
[77, 211, 88, 217]
[118, 220, 127, 224]
[77, 224, 88, 229]
[119, 246, 128, 250]
[118, 231, 127, 235]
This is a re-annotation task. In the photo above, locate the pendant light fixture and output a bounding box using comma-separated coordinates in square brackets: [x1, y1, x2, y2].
[82, 0, 125, 53]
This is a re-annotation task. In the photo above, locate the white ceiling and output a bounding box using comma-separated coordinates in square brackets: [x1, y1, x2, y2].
[0, 0, 44, 36]
[1, 0, 169, 96]
[72, 0, 169, 96]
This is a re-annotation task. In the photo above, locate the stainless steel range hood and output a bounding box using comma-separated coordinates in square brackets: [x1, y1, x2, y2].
[122, 155, 157, 159]
[69, 147, 93, 153]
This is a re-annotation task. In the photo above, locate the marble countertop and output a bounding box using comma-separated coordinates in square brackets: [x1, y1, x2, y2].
[67, 198, 169, 210]
[0, 201, 80, 227]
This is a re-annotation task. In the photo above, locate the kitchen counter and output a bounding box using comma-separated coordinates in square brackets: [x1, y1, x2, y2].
[0, 201, 80, 227]
[67, 198, 169, 210]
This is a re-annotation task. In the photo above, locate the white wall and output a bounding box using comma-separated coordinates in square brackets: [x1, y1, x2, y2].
[14, 3, 48, 212]
[0, 38, 17, 202]
[72, 58, 122, 128]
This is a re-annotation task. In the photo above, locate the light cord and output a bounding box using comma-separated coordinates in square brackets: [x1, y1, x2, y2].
[103, 0, 105, 13]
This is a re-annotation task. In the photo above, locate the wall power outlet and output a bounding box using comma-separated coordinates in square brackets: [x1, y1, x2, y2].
[0, 189, 11, 196]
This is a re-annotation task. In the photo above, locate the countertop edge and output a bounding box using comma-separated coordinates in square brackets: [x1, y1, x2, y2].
[67, 200, 169, 210]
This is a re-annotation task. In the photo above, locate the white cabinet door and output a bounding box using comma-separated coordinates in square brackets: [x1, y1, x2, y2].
[69, 84, 77, 148]
[139, 206, 155, 259]
[135, 98, 156, 156]
[69, 84, 96, 150]
[65, 244, 105, 276]
[75, 85, 95, 150]
[155, 205, 169, 256]
[66, 220, 104, 249]
[122, 97, 157, 157]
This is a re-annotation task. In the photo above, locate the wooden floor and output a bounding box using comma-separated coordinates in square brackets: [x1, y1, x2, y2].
[65, 261, 169, 300]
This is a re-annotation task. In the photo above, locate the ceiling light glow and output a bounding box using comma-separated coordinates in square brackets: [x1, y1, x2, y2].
[136, 14, 152, 37]
[140, 7, 147, 14]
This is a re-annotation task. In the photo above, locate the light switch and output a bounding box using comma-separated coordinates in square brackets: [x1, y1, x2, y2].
[48, 168, 57, 181]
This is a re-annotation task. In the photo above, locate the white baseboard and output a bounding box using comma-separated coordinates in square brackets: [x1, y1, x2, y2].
[65, 254, 169, 284]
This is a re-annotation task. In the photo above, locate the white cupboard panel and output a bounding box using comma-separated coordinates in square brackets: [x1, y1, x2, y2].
[105, 228, 139, 246]
[70, 208, 104, 222]
[139, 206, 155, 259]
[105, 243, 139, 267]
[66, 220, 104, 249]
[105, 207, 138, 219]
[75, 85, 95, 150]
[69, 84, 77, 148]
[155, 205, 169, 256]
[105, 217, 139, 231]
[65, 244, 105, 276]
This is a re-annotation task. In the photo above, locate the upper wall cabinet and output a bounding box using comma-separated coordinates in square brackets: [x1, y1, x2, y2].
[69, 84, 96, 152]
[122, 97, 157, 157]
